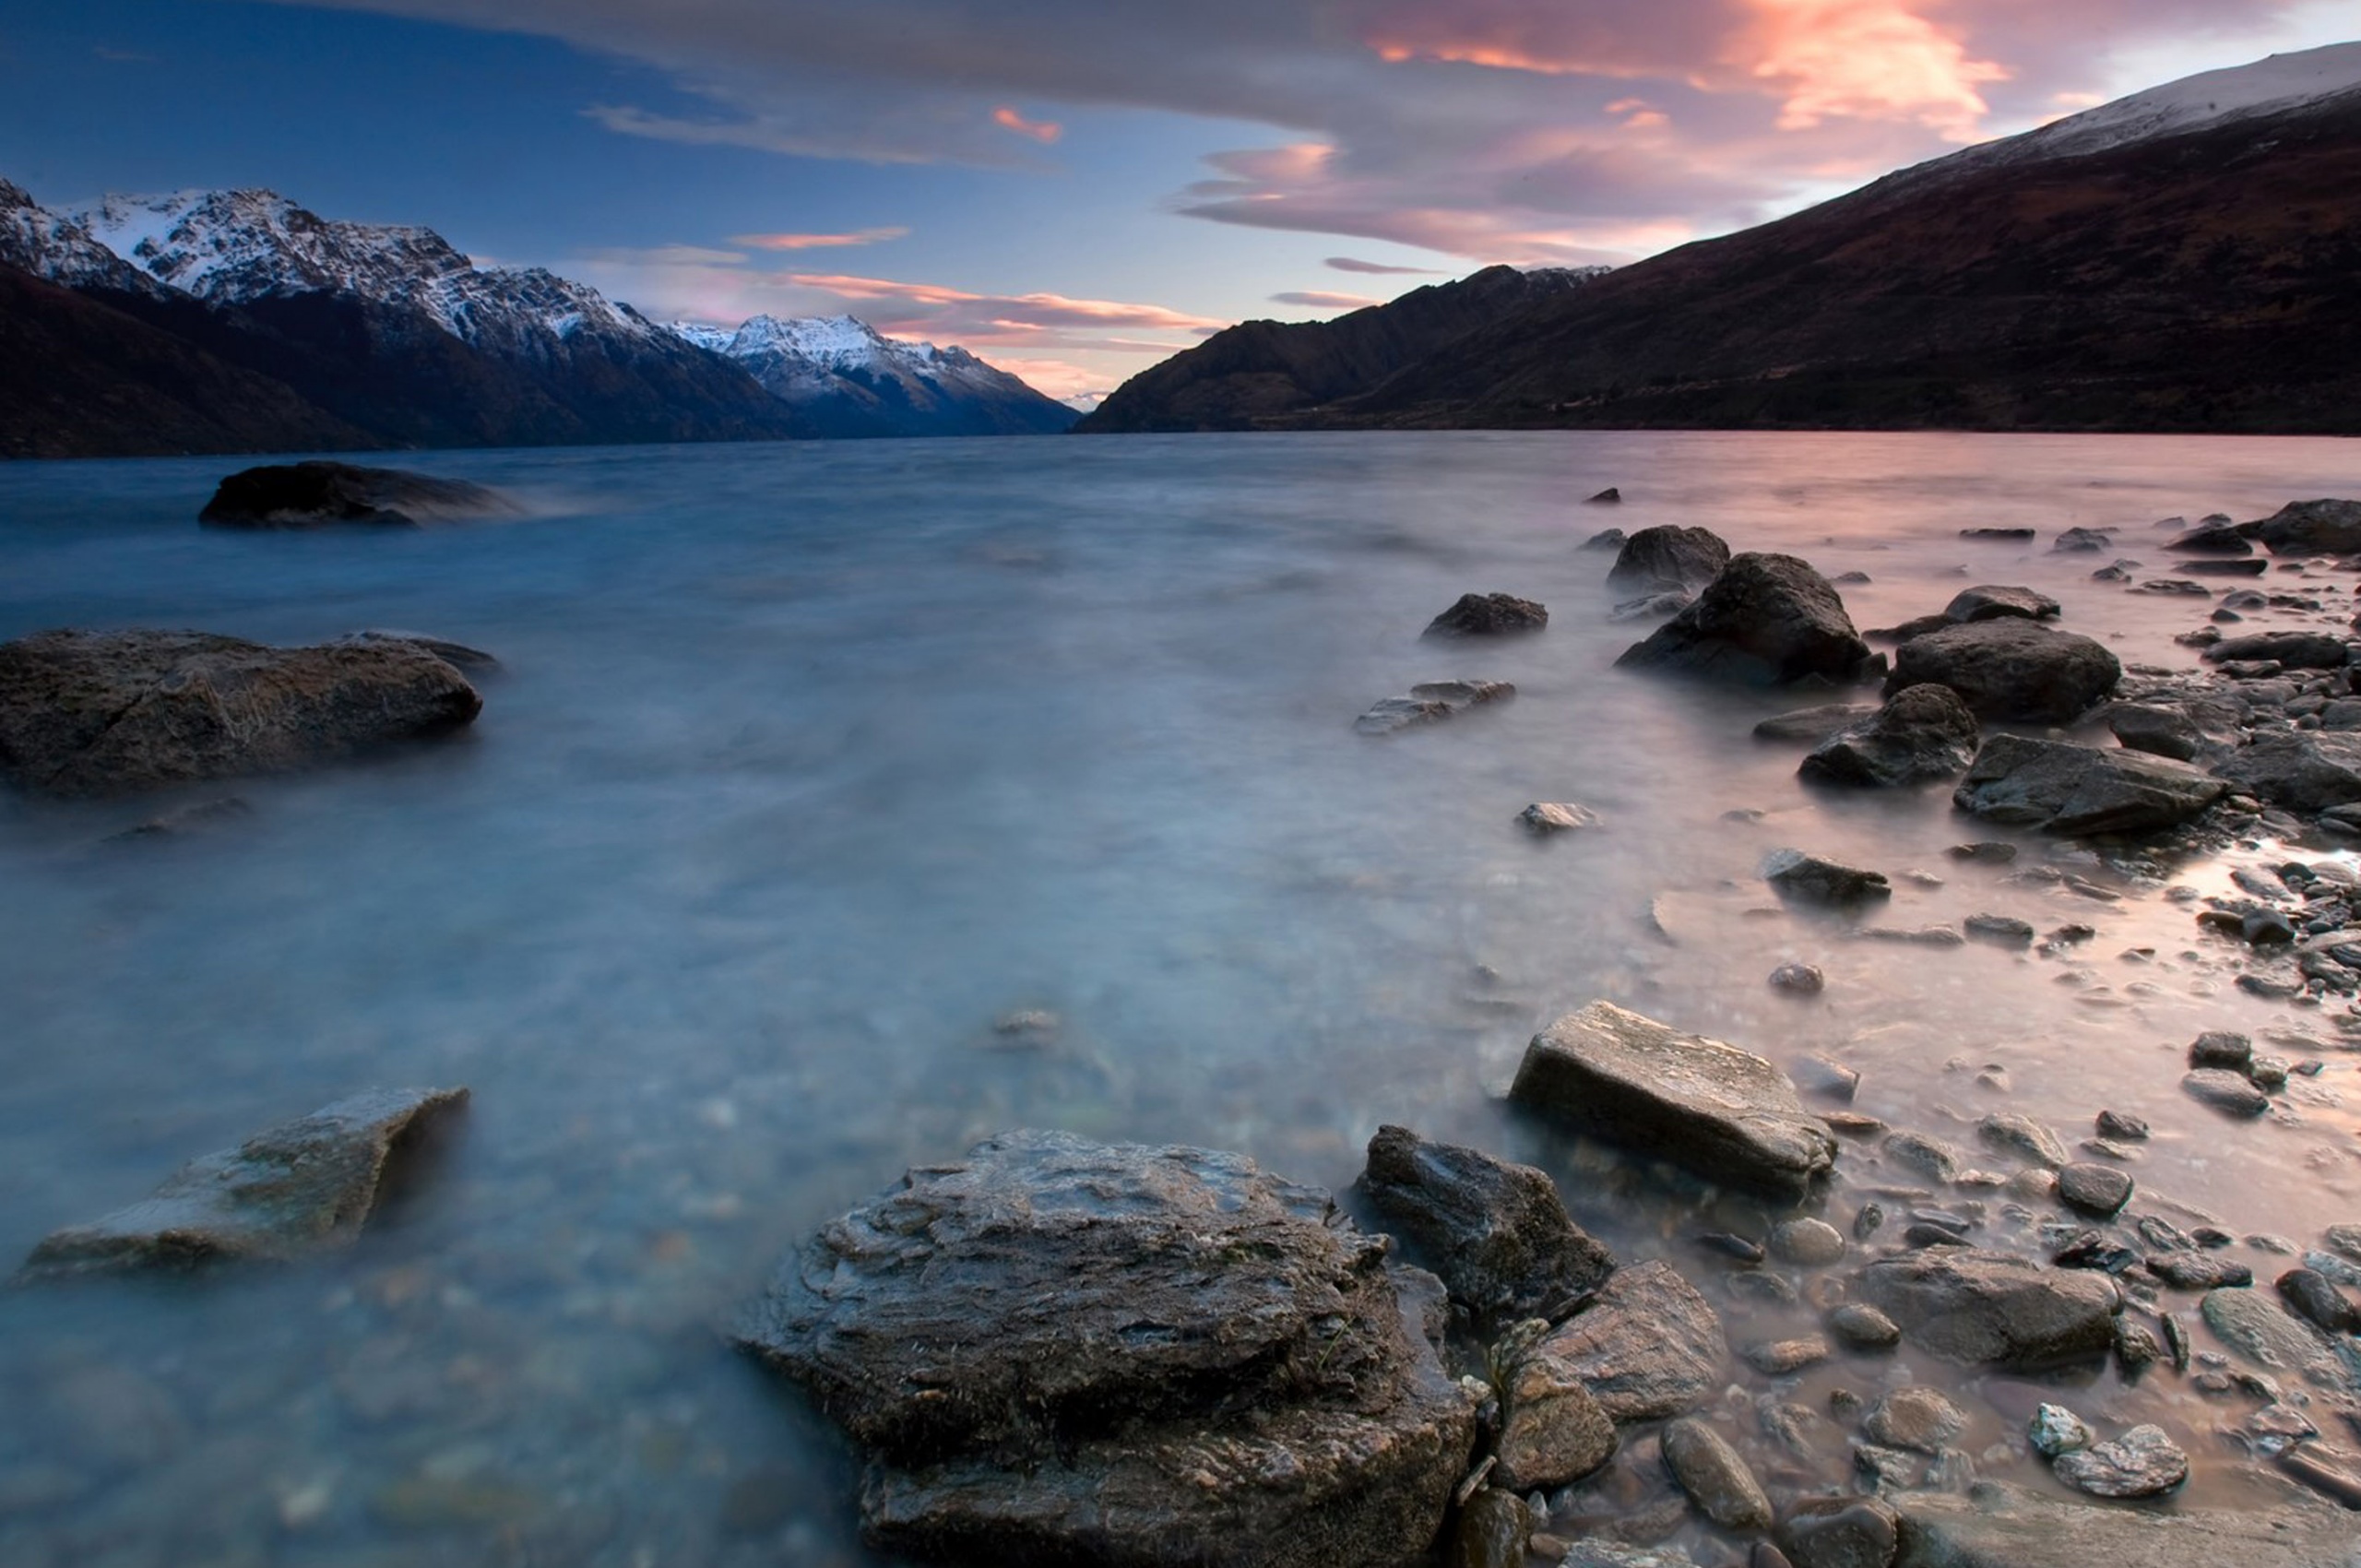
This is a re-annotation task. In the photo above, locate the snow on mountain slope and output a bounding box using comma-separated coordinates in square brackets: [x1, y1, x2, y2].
[0, 179, 168, 295]
[664, 313, 1080, 435]
[1923, 42, 2361, 179]
[75, 188, 657, 352]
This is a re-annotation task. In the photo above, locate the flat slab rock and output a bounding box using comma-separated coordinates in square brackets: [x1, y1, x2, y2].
[1511, 1002, 1838, 1196]
[1528, 1259, 1726, 1423]
[1355, 679, 1514, 735]
[1894, 1482, 2359, 1568]
[0, 628, 483, 798]
[1952, 734, 2225, 836]
[19, 1087, 468, 1279]
[734, 1131, 1475, 1568]
[199, 460, 521, 528]
[1886, 620, 2120, 723]
[1857, 1246, 2120, 1369]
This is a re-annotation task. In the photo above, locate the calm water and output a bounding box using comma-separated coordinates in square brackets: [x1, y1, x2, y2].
[2, 430, 2359, 1566]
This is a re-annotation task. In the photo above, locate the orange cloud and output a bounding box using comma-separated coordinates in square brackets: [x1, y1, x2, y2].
[730, 227, 910, 250]
[1736, 0, 2009, 139]
[785, 272, 1227, 335]
[991, 106, 1063, 143]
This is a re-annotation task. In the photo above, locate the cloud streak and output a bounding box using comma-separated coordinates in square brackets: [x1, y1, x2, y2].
[731, 226, 910, 250]
[1270, 290, 1382, 309]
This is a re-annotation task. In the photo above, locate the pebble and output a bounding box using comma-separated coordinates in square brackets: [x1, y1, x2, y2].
[2094, 1109, 2149, 1141]
[1963, 914, 2035, 946]
[1770, 963, 1826, 996]
[1826, 1304, 1901, 1350]
[2146, 1253, 2252, 1289]
[1770, 1218, 1847, 1267]
[2275, 1267, 2361, 1335]
[1947, 842, 2017, 863]
[1792, 1056, 1857, 1101]
[1883, 1131, 1962, 1182]
[2182, 1068, 2270, 1117]
[1660, 1417, 1773, 1532]
[1976, 1112, 2068, 1168]
[2052, 1424, 2189, 1498]
[1741, 1337, 1832, 1376]
[2028, 1403, 2092, 1457]
[1863, 1388, 1964, 1454]
[2057, 1163, 2134, 1218]
[1852, 1204, 1884, 1241]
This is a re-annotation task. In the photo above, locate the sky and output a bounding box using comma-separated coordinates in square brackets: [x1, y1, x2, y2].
[0, 1, 2353, 404]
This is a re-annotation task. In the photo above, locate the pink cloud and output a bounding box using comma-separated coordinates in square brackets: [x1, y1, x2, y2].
[991, 105, 1063, 142]
[1271, 290, 1382, 309]
[730, 227, 910, 250]
[1326, 255, 1444, 275]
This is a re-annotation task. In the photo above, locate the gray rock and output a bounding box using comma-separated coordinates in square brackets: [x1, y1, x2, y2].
[1944, 586, 2059, 623]
[1952, 734, 2225, 836]
[1893, 1483, 2358, 1568]
[1608, 526, 1731, 596]
[1780, 1496, 1899, 1568]
[2146, 1253, 2252, 1289]
[0, 628, 484, 798]
[1617, 552, 1877, 687]
[736, 1131, 1476, 1568]
[2205, 633, 2350, 670]
[1494, 1349, 1618, 1491]
[2050, 529, 2112, 553]
[2105, 703, 2203, 762]
[2327, 1224, 2361, 1263]
[199, 459, 519, 527]
[1763, 848, 1892, 905]
[1755, 704, 1879, 742]
[1885, 620, 2119, 723]
[1424, 593, 1547, 637]
[2189, 1030, 2253, 1070]
[2057, 1164, 2133, 1219]
[2276, 1268, 2361, 1336]
[1828, 1304, 1902, 1350]
[1661, 1416, 1772, 1532]
[2252, 498, 2361, 556]
[1794, 1057, 1858, 1101]
[2051, 1425, 2187, 1499]
[1799, 685, 1979, 788]
[2027, 1404, 2091, 1458]
[2182, 1068, 2270, 1118]
[1357, 679, 1516, 735]
[1963, 914, 2035, 946]
[2167, 522, 2253, 553]
[1857, 1247, 2119, 1369]
[1534, 1259, 1726, 1422]
[2201, 1286, 2361, 1393]
[1976, 1113, 2068, 1169]
[1946, 840, 2017, 862]
[1864, 1388, 1965, 1453]
[1772, 1218, 1847, 1267]
[1771, 964, 1828, 997]
[1583, 525, 1628, 548]
[1510, 1002, 1839, 1197]
[19, 1087, 469, 1278]
[1883, 1131, 1963, 1183]
[2212, 731, 2361, 814]
[1519, 801, 1604, 834]
[1358, 1124, 1614, 1324]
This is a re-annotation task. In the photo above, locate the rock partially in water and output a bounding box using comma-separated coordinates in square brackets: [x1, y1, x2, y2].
[198, 460, 521, 528]
[1762, 849, 1892, 906]
[2201, 1286, 2361, 1394]
[1607, 526, 1730, 596]
[1895, 1482, 2355, 1568]
[1772, 1218, 1846, 1267]
[2028, 1404, 2092, 1458]
[1532, 1260, 1726, 1423]
[19, 1087, 468, 1279]
[1963, 914, 2035, 947]
[2276, 1268, 2361, 1336]
[1798, 685, 1978, 788]
[2051, 1425, 2188, 1499]
[2182, 1068, 2270, 1118]
[735, 1131, 1476, 1568]
[2252, 498, 2361, 556]
[2056, 1164, 2133, 1218]
[1356, 679, 1516, 735]
[1425, 593, 1548, 638]
[1864, 1388, 1965, 1454]
[1976, 1113, 2068, 1169]
[2204, 632, 2350, 670]
[1779, 1495, 1898, 1568]
[1885, 620, 2119, 722]
[2146, 1253, 2252, 1290]
[1661, 1417, 1772, 1532]
[1857, 1247, 2119, 1369]
[1882, 1130, 1963, 1183]
[0, 628, 484, 798]
[1944, 585, 2060, 623]
[1520, 802, 1605, 834]
[1755, 703, 1880, 743]
[1828, 1304, 1901, 1350]
[1357, 1124, 1614, 1324]
[1494, 1350, 1619, 1491]
[2211, 731, 2361, 814]
[1952, 735, 2225, 836]
[1450, 1490, 1532, 1568]
[1770, 963, 1827, 997]
[2050, 529, 2112, 554]
[2189, 1029, 2253, 1071]
[2094, 1110, 2149, 1142]
[332, 628, 503, 672]
[1510, 1002, 1839, 1197]
[1616, 553, 1876, 688]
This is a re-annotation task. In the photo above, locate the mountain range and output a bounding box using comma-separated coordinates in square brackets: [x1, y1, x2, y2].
[0, 184, 1074, 458]
[1080, 42, 2361, 435]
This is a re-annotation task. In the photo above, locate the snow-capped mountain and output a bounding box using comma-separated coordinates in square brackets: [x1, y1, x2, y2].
[0, 179, 166, 296]
[665, 314, 1080, 436]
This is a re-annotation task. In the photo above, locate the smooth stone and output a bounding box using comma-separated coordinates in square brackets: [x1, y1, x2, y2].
[2094, 1110, 2149, 1141]
[1616, 552, 1876, 687]
[1520, 801, 1604, 833]
[1762, 848, 1892, 905]
[2146, 1253, 2252, 1289]
[1976, 1113, 2068, 1169]
[1534, 1260, 1727, 1423]
[1963, 914, 2035, 946]
[2181, 1069, 2270, 1118]
[1660, 1416, 1773, 1532]
[1857, 1247, 2119, 1369]
[1358, 1123, 1615, 1324]
[2051, 529, 2112, 553]
[1952, 734, 2225, 836]
[1772, 1218, 1847, 1267]
[19, 1087, 469, 1278]
[1885, 620, 2120, 723]
[1494, 1355, 1617, 1492]
[2056, 1164, 2133, 1219]
[2028, 1404, 2092, 1458]
[1742, 1336, 1833, 1375]
[1510, 1002, 1838, 1197]
[2051, 1425, 2188, 1499]
[1771, 963, 1828, 996]
[1827, 1304, 1902, 1350]
[1779, 1495, 1898, 1568]
[1424, 593, 1547, 637]
[1356, 679, 1516, 735]
[1883, 1131, 1963, 1183]
[198, 459, 518, 527]
[1894, 1483, 2357, 1567]
[2201, 1286, 2361, 1393]
[1863, 1388, 1965, 1454]
[1945, 840, 2017, 862]
[2105, 702, 2203, 761]
[2212, 731, 2361, 814]
[2252, 497, 2361, 555]
[2275, 1267, 2361, 1336]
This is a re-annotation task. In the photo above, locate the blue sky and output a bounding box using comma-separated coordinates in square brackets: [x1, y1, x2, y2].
[1, 0, 2352, 402]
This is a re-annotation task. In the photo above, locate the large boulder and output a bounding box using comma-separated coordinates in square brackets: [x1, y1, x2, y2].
[0, 629, 482, 798]
[1799, 684, 1978, 787]
[1526, 1259, 1726, 1422]
[1857, 1246, 2119, 1369]
[199, 460, 519, 528]
[1509, 1002, 1838, 1197]
[2252, 498, 2361, 556]
[1952, 735, 2225, 835]
[1894, 1483, 2358, 1568]
[734, 1131, 1476, 1568]
[1357, 1124, 1614, 1324]
[1606, 526, 1730, 595]
[1885, 621, 2118, 722]
[18, 1087, 469, 1279]
[1615, 553, 1875, 687]
[2212, 731, 2361, 813]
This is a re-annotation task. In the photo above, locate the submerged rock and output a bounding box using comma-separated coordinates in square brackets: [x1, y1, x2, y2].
[2052, 1425, 2188, 1499]
[1762, 849, 1892, 905]
[1607, 526, 1730, 596]
[2211, 731, 2361, 814]
[1798, 684, 1978, 788]
[0, 628, 482, 798]
[1856, 1247, 2118, 1369]
[1531, 1259, 1726, 1423]
[19, 1087, 468, 1279]
[1779, 1496, 1898, 1568]
[1895, 1483, 2356, 1568]
[1425, 593, 1548, 638]
[1520, 802, 1604, 834]
[2252, 497, 2361, 555]
[1356, 679, 1516, 735]
[1885, 620, 2119, 722]
[1952, 735, 2225, 836]
[1661, 1417, 1772, 1532]
[1944, 585, 2060, 623]
[2201, 1286, 2361, 1394]
[2204, 632, 2350, 670]
[2182, 1069, 2270, 1118]
[1358, 1124, 1614, 1324]
[1509, 1002, 1838, 1196]
[1754, 703, 1880, 742]
[198, 460, 520, 528]
[734, 1131, 1476, 1568]
[1616, 553, 1876, 688]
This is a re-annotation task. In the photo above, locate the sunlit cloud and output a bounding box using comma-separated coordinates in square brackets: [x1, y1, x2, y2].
[731, 227, 910, 250]
[1326, 256, 1444, 275]
[1737, 0, 2011, 140]
[991, 105, 1063, 143]
[1271, 290, 1382, 309]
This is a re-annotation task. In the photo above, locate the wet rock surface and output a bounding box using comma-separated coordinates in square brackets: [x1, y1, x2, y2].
[1510, 1002, 1839, 1196]
[1357, 679, 1516, 734]
[1798, 684, 1978, 788]
[198, 460, 521, 528]
[2252, 497, 2361, 555]
[1608, 526, 1731, 596]
[1426, 593, 1548, 638]
[735, 1131, 1477, 1568]
[1616, 552, 1876, 687]
[1885, 620, 2120, 722]
[1893, 1483, 2355, 1568]
[1952, 734, 2225, 836]
[2050, 1424, 2188, 1499]
[0, 628, 484, 798]
[1857, 1247, 2119, 1369]
[1660, 1416, 1771, 1531]
[1532, 1260, 1727, 1423]
[1762, 849, 1892, 905]
[1494, 1349, 1619, 1491]
[1780, 1496, 1898, 1568]
[1943, 585, 2060, 623]
[19, 1087, 468, 1278]
[2211, 731, 2361, 814]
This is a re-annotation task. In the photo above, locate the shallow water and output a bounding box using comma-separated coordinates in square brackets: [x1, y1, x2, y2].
[1, 430, 2359, 1566]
